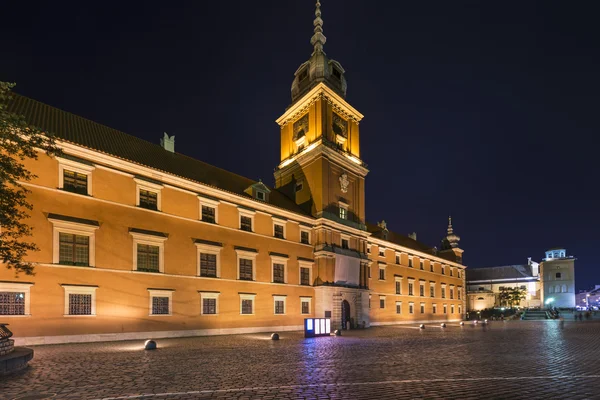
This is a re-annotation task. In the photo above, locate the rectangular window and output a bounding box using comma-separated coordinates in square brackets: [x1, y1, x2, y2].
[430, 262, 434, 272]
[339, 206, 348, 220]
[59, 233, 90, 266]
[301, 299, 310, 314]
[380, 297, 385, 309]
[239, 259, 253, 281]
[408, 258, 413, 268]
[342, 238, 349, 249]
[395, 281, 401, 295]
[273, 263, 285, 283]
[0, 292, 25, 315]
[240, 216, 252, 232]
[396, 302, 402, 314]
[409, 303, 414, 314]
[151, 296, 170, 315]
[300, 267, 310, 286]
[420, 261, 424, 270]
[301, 231, 310, 244]
[441, 287, 446, 299]
[241, 299, 253, 315]
[200, 253, 217, 277]
[137, 244, 160, 272]
[368, 267, 371, 278]
[69, 293, 92, 315]
[458, 289, 461, 300]
[420, 303, 425, 313]
[441, 266, 445, 275]
[379, 248, 385, 257]
[396, 255, 400, 264]
[379, 268, 385, 280]
[408, 282, 414, 296]
[450, 288, 454, 299]
[201, 206, 216, 223]
[139, 189, 158, 210]
[275, 300, 285, 314]
[458, 305, 462, 314]
[274, 224, 285, 239]
[202, 298, 217, 315]
[63, 170, 88, 195]
[443, 304, 447, 314]
[450, 269, 453, 277]
[420, 284, 425, 297]
[433, 304, 437, 314]
[458, 270, 461, 278]
[451, 304, 455, 314]
[367, 245, 371, 254]
[430, 285, 435, 298]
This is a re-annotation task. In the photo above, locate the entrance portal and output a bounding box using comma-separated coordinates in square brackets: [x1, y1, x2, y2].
[341, 300, 351, 329]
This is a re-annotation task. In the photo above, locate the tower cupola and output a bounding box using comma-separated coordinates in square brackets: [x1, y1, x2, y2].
[291, 1, 347, 104]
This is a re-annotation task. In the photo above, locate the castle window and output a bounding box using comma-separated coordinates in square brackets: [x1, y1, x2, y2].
[379, 296, 386, 309]
[430, 284, 435, 298]
[274, 223, 285, 239]
[256, 191, 265, 201]
[0, 282, 32, 316]
[420, 303, 425, 313]
[273, 263, 285, 284]
[200, 292, 219, 315]
[300, 266, 311, 286]
[420, 260, 424, 270]
[296, 180, 303, 192]
[139, 189, 158, 210]
[409, 302, 414, 314]
[396, 281, 401, 295]
[59, 233, 90, 266]
[50, 214, 98, 267]
[239, 259, 254, 281]
[239, 209, 255, 232]
[63, 285, 97, 316]
[274, 296, 286, 315]
[556, 272, 562, 279]
[430, 262, 434, 272]
[240, 293, 256, 315]
[200, 254, 217, 278]
[339, 204, 348, 220]
[396, 254, 400, 264]
[135, 178, 163, 211]
[332, 67, 341, 80]
[433, 304, 437, 314]
[298, 68, 308, 81]
[301, 230, 310, 245]
[57, 157, 94, 196]
[379, 267, 385, 281]
[443, 304, 448, 314]
[396, 302, 402, 314]
[201, 206, 216, 223]
[199, 197, 219, 224]
[408, 258, 413, 268]
[301, 297, 311, 314]
[379, 248, 385, 257]
[137, 244, 160, 273]
[408, 281, 414, 296]
[451, 304, 455, 314]
[342, 238, 349, 249]
[420, 282, 425, 297]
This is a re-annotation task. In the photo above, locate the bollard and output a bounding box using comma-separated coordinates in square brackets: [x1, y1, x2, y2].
[271, 333, 280, 340]
[144, 340, 157, 350]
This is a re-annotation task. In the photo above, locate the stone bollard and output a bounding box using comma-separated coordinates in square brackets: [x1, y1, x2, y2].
[419, 324, 425, 329]
[271, 333, 280, 340]
[440, 323, 446, 328]
[144, 340, 157, 350]
[334, 329, 342, 336]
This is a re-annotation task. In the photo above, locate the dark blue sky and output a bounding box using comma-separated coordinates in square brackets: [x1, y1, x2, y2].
[2, 1, 598, 290]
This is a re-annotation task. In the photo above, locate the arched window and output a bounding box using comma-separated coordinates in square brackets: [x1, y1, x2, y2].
[549, 286, 554, 294]
[555, 285, 560, 294]
[562, 285, 567, 293]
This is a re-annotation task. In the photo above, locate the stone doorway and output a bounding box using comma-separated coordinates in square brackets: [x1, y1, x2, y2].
[341, 300, 351, 329]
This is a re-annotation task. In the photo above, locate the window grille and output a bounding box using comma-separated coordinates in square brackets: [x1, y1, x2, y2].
[139, 189, 158, 210]
[69, 293, 92, 315]
[239, 259, 253, 280]
[203, 298, 216, 314]
[59, 233, 89, 266]
[63, 170, 87, 195]
[273, 263, 285, 283]
[200, 253, 217, 277]
[137, 244, 159, 272]
[151, 296, 170, 315]
[202, 206, 216, 223]
[0, 292, 25, 315]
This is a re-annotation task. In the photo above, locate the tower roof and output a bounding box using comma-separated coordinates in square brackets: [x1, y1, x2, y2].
[290, 1, 347, 104]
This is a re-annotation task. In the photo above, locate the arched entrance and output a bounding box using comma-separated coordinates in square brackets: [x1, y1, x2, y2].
[341, 300, 351, 329]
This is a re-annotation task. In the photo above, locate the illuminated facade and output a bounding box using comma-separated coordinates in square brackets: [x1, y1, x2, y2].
[467, 248, 576, 310]
[0, 1, 465, 345]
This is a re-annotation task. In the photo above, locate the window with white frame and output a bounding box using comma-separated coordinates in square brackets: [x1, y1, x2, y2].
[299, 261, 313, 286]
[458, 270, 461, 279]
[341, 235, 350, 249]
[148, 289, 173, 316]
[395, 277, 402, 294]
[441, 284, 447, 299]
[273, 218, 286, 239]
[419, 260, 424, 270]
[409, 302, 414, 314]
[432, 303, 437, 314]
[271, 255, 287, 284]
[273, 295, 286, 315]
[450, 285, 455, 299]
[63, 285, 97, 316]
[441, 265, 446, 275]
[430, 282, 435, 297]
[240, 293, 256, 315]
[419, 282, 425, 296]
[379, 265, 386, 280]
[300, 229, 311, 245]
[408, 280, 415, 296]
[239, 209, 255, 232]
[408, 257, 413, 268]
[395, 253, 400, 264]
[458, 305, 462, 314]
[57, 157, 95, 196]
[451, 304, 455, 314]
[430, 261, 434, 272]
[130, 230, 167, 273]
[199, 291, 220, 315]
[0, 282, 33, 316]
[198, 196, 219, 224]
[443, 304, 447, 314]
[379, 295, 386, 309]
[379, 247, 385, 257]
[457, 287, 461, 300]
[395, 301, 402, 314]
[301, 297, 312, 314]
[450, 268, 454, 277]
[195, 241, 222, 278]
[236, 249, 257, 281]
[134, 178, 163, 211]
[49, 214, 99, 267]
[420, 302, 425, 313]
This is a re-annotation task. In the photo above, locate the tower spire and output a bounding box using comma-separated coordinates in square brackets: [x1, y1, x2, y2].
[447, 215, 453, 235]
[310, 1, 327, 55]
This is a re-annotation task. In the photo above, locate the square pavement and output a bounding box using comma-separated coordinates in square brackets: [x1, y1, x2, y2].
[2, 320, 600, 399]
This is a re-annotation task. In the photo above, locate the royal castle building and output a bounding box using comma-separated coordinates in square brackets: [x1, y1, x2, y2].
[1, 2, 466, 345]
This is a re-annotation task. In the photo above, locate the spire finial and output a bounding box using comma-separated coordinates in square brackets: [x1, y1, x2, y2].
[310, 1, 327, 54]
[447, 215, 453, 235]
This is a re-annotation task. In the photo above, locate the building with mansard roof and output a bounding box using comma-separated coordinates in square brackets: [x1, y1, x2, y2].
[0, 1, 466, 345]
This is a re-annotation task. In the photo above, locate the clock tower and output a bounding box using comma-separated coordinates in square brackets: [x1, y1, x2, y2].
[274, 1, 371, 329]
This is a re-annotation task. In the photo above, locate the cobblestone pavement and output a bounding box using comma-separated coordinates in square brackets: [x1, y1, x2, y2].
[3, 320, 600, 399]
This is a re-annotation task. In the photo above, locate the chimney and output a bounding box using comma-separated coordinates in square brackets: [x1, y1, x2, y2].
[160, 132, 175, 153]
[408, 232, 417, 241]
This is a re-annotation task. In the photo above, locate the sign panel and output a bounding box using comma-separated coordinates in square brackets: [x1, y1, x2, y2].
[304, 318, 332, 338]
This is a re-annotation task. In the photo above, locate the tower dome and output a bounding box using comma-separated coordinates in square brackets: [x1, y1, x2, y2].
[291, 1, 347, 104]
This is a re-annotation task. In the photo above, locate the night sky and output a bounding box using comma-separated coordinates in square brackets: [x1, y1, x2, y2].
[2, 1, 598, 290]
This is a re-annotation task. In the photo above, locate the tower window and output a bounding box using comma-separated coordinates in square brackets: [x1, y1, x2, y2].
[295, 180, 303, 192]
[339, 206, 348, 220]
[341, 238, 349, 249]
[256, 191, 265, 201]
[332, 68, 341, 80]
[298, 69, 308, 81]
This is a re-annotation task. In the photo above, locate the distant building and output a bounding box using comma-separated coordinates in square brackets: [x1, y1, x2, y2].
[467, 248, 576, 310]
[576, 286, 600, 308]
